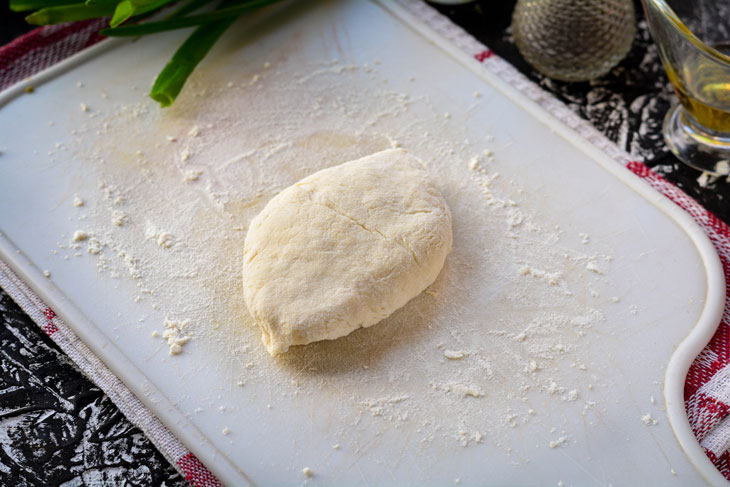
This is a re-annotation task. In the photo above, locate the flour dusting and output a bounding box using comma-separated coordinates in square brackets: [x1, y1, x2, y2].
[52, 46, 627, 470]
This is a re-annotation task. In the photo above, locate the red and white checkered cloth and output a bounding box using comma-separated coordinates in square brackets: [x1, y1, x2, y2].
[3, 3, 730, 484]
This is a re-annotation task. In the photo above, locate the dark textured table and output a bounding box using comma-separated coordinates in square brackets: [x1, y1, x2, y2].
[2, 1, 729, 485]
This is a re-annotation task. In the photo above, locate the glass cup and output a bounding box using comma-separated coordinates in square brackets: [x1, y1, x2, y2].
[641, 0, 730, 174]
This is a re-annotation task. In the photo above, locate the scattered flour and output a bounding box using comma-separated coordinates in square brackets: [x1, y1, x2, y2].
[54, 52, 623, 476]
[641, 413, 658, 426]
[87, 237, 103, 255]
[72, 230, 89, 242]
[183, 169, 202, 182]
[156, 232, 175, 249]
[430, 381, 484, 398]
[715, 160, 730, 176]
[443, 349, 466, 360]
[162, 318, 191, 355]
[112, 210, 128, 227]
[549, 435, 569, 448]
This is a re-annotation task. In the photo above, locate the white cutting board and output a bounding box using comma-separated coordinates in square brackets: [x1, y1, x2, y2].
[0, 1, 726, 485]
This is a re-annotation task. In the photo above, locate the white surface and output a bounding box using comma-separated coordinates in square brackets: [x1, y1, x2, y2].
[0, 1, 726, 485]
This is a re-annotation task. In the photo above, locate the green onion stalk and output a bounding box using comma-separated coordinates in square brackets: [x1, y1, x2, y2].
[12, 0, 285, 106]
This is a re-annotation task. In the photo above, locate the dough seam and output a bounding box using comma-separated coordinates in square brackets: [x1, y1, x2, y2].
[295, 186, 422, 266]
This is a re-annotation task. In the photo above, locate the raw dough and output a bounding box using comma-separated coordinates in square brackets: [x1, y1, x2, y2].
[242, 148, 452, 355]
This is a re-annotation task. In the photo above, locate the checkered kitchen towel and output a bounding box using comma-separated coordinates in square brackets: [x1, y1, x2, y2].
[3, 1, 730, 483]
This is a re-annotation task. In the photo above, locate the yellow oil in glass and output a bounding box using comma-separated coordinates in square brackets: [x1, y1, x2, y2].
[666, 43, 730, 134]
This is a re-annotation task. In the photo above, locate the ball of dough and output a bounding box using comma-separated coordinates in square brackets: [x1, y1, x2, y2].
[242, 148, 452, 355]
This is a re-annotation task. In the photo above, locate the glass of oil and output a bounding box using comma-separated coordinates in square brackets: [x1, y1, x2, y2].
[642, 0, 730, 174]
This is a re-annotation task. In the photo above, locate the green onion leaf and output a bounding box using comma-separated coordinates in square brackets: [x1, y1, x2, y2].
[109, 0, 134, 26]
[85, 0, 121, 5]
[149, 16, 236, 107]
[25, 2, 116, 24]
[11, 0, 78, 12]
[101, 0, 281, 36]
[109, 0, 171, 27]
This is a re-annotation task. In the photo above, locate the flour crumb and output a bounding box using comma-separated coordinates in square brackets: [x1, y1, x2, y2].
[650, 395, 655, 405]
[473, 91, 481, 98]
[236, 381, 244, 387]
[463, 386, 483, 398]
[641, 413, 658, 425]
[264, 62, 271, 69]
[521, 266, 562, 286]
[585, 260, 603, 274]
[112, 210, 128, 226]
[188, 125, 200, 137]
[549, 435, 569, 448]
[363, 394, 410, 419]
[430, 381, 483, 398]
[547, 382, 562, 395]
[579, 233, 589, 244]
[443, 349, 466, 360]
[43, 270, 51, 278]
[73, 194, 84, 207]
[183, 169, 202, 182]
[514, 332, 526, 342]
[87, 238, 103, 255]
[715, 160, 730, 176]
[558, 481, 565, 487]
[157, 232, 175, 249]
[670, 468, 676, 475]
[80, 102, 88, 112]
[565, 389, 579, 401]
[332, 444, 340, 449]
[611, 296, 620, 303]
[162, 318, 191, 355]
[302, 467, 313, 478]
[222, 427, 230, 435]
[507, 210, 524, 228]
[166, 135, 177, 142]
[72, 230, 89, 242]
[180, 148, 191, 162]
[151, 330, 159, 337]
[444, 112, 451, 119]
[697, 171, 712, 188]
